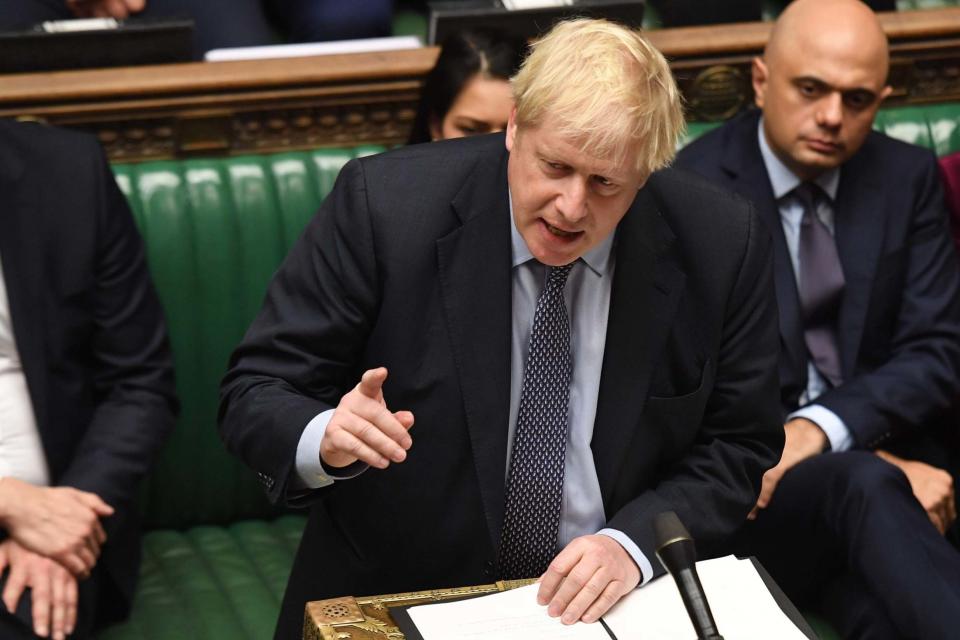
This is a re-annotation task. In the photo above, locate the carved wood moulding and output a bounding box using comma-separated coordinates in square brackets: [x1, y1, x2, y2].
[2, 8, 959, 161]
[0, 48, 439, 162]
[652, 8, 960, 121]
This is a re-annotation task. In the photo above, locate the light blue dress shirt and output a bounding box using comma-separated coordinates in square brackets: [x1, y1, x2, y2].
[757, 120, 853, 452]
[507, 200, 653, 585]
[293, 195, 653, 583]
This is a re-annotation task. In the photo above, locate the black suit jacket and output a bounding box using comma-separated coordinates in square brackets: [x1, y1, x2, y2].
[219, 133, 783, 629]
[677, 111, 960, 452]
[0, 120, 177, 625]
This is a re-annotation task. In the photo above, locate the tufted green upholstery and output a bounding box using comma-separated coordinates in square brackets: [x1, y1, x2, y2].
[97, 516, 306, 640]
[96, 148, 368, 639]
[875, 103, 960, 155]
[94, 101, 959, 639]
[684, 102, 960, 156]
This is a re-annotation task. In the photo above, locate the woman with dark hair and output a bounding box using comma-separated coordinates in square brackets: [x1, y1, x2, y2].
[408, 29, 527, 144]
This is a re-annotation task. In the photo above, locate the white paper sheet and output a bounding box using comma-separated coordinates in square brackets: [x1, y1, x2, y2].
[204, 36, 422, 62]
[502, 0, 574, 9]
[407, 583, 612, 640]
[603, 555, 809, 640]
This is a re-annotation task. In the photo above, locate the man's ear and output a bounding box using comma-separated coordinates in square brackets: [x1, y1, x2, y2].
[752, 56, 769, 109]
[505, 107, 518, 152]
[879, 85, 893, 104]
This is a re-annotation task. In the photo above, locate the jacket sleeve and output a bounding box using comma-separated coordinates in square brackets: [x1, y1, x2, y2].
[815, 152, 960, 449]
[606, 200, 784, 575]
[218, 158, 380, 504]
[58, 141, 178, 510]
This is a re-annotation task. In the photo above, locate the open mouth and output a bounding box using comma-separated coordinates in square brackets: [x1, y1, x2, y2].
[543, 220, 581, 238]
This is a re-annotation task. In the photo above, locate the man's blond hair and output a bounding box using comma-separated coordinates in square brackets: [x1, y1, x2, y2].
[512, 18, 684, 175]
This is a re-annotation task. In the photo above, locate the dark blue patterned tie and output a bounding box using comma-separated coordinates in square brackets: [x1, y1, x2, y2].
[796, 182, 845, 387]
[499, 263, 574, 580]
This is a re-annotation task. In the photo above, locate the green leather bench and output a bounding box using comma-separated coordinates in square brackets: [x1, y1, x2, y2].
[684, 102, 960, 153]
[95, 146, 380, 640]
[93, 102, 959, 639]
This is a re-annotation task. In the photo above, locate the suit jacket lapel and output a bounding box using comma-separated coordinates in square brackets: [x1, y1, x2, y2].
[720, 115, 806, 386]
[591, 186, 685, 508]
[0, 137, 49, 437]
[436, 148, 512, 552]
[833, 154, 886, 376]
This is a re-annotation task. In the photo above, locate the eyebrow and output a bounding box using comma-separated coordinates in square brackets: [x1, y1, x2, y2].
[534, 143, 629, 180]
[792, 76, 879, 100]
[452, 116, 487, 125]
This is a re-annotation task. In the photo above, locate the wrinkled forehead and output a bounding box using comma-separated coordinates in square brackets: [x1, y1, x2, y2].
[517, 114, 641, 172]
[518, 120, 637, 180]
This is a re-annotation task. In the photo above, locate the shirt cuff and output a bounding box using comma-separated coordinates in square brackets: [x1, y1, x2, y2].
[596, 528, 655, 586]
[789, 404, 852, 452]
[294, 409, 369, 489]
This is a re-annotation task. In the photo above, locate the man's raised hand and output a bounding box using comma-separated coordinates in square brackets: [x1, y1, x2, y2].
[319, 367, 414, 470]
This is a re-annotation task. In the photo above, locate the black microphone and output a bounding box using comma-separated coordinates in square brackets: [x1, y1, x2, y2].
[653, 511, 724, 640]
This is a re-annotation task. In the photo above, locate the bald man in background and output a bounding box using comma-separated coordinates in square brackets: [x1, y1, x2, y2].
[677, 1, 960, 638]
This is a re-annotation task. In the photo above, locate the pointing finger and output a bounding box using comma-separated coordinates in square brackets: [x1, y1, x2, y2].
[357, 368, 388, 400]
[394, 410, 415, 431]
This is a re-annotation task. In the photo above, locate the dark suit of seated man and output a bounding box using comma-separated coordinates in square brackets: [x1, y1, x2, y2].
[219, 18, 784, 640]
[676, 1, 960, 638]
[0, 120, 177, 640]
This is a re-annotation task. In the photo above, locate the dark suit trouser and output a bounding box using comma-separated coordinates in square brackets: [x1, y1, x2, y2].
[885, 429, 960, 548]
[737, 451, 960, 640]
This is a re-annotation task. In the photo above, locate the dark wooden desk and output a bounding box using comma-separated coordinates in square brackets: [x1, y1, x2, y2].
[1, 7, 958, 162]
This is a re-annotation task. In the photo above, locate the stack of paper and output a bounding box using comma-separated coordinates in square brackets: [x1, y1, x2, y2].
[604, 555, 809, 639]
[407, 555, 810, 639]
[409, 583, 609, 640]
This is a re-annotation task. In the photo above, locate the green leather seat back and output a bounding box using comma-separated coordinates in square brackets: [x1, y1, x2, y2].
[121, 102, 955, 531]
[96, 515, 306, 640]
[106, 109, 958, 636]
[678, 121, 722, 150]
[114, 148, 362, 530]
[875, 102, 960, 156]
[682, 103, 960, 156]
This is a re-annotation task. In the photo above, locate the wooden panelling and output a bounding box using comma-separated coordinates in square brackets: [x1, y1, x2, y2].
[650, 8, 960, 120]
[0, 48, 440, 160]
[2, 8, 958, 161]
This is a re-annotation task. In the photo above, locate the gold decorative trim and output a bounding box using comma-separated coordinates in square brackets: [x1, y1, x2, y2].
[685, 65, 750, 121]
[303, 579, 537, 640]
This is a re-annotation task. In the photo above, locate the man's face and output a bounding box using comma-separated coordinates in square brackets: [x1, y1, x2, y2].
[753, 36, 891, 180]
[505, 110, 648, 266]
